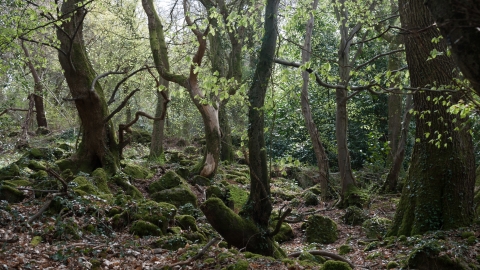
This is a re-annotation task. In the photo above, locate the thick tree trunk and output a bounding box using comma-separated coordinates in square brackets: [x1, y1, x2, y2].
[57, 0, 119, 174]
[424, 0, 480, 95]
[389, 0, 475, 236]
[149, 80, 168, 161]
[300, 0, 329, 200]
[219, 102, 234, 162]
[21, 41, 48, 129]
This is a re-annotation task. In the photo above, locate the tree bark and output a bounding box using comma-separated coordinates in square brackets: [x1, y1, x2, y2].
[389, 0, 475, 236]
[21, 41, 48, 129]
[56, 0, 120, 174]
[300, 0, 329, 200]
[150, 78, 169, 161]
[424, 0, 480, 95]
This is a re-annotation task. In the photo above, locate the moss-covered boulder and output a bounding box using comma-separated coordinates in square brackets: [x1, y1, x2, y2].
[111, 173, 143, 199]
[151, 185, 197, 208]
[226, 260, 249, 270]
[149, 171, 185, 193]
[270, 220, 294, 243]
[321, 260, 352, 270]
[206, 185, 226, 200]
[27, 160, 47, 171]
[152, 235, 189, 251]
[72, 176, 100, 196]
[0, 163, 20, 178]
[305, 215, 338, 244]
[31, 170, 48, 181]
[130, 220, 163, 237]
[0, 185, 25, 203]
[181, 231, 207, 243]
[192, 175, 212, 186]
[338, 244, 353, 255]
[92, 168, 111, 194]
[362, 217, 391, 239]
[342, 205, 368, 226]
[293, 167, 319, 189]
[176, 215, 199, 232]
[340, 186, 370, 209]
[26, 147, 63, 160]
[303, 190, 319, 206]
[132, 200, 177, 234]
[4, 179, 32, 187]
[123, 164, 151, 179]
[406, 239, 466, 270]
[131, 128, 152, 144]
[298, 252, 326, 264]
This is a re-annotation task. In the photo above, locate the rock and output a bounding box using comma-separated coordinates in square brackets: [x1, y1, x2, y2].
[206, 185, 226, 200]
[406, 239, 467, 270]
[270, 220, 294, 243]
[181, 231, 207, 243]
[175, 215, 199, 232]
[149, 171, 185, 193]
[123, 164, 151, 179]
[303, 190, 319, 206]
[0, 163, 20, 178]
[321, 260, 352, 270]
[130, 129, 151, 144]
[27, 160, 47, 171]
[386, 261, 398, 269]
[342, 206, 368, 226]
[338, 244, 353, 255]
[305, 215, 338, 244]
[132, 200, 177, 234]
[175, 167, 190, 179]
[130, 220, 163, 237]
[57, 143, 72, 151]
[4, 179, 32, 187]
[92, 168, 111, 194]
[152, 235, 189, 251]
[226, 260, 249, 270]
[111, 173, 143, 199]
[31, 170, 48, 180]
[298, 252, 326, 264]
[72, 176, 100, 196]
[150, 185, 197, 208]
[293, 167, 319, 189]
[192, 175, 212, 186]
[362, 217, 391, 239]
[0, 185, 25, 203]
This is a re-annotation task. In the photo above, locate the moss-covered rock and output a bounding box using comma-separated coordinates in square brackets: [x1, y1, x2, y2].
[303, 190, 319, 206]
[31, 170, 48, 181]
[4, 179, 32, 187]
[362, 217, 391, 239]
[111, 173, 143, 199]
[151, 185, 197, 208]
[406, 239, 466, 270]
[321, 260, 352, 270]
[131, 129, 152, 144]
[132, 200, 177, 234]
[270, 220, 294, 243]
[206, 185, 226, 200]
[342, 206, 368, 226]
[226, 185, 248, 212]
[30, 236, 42, 247]
[176, 215, 199, 232]
[181, 231, 207, 243]
[386, 261, 398, 269]
[152, 235, 189, 250]
[0, 163, 20, 178]
[340, 185, 370, 209]
[27, 160, 47, 171]
[92, 168, 111, 194]
[123, 164, 151, 179]
[226, 260, 249, 270]
[72, 176, 100, 196]
[298, 251, 326, 264]
[338, 244, 353, 255]
[111, 211, 130, 230]
[0, 185, 25, 203]
[292, 167, 318, 189]
[192, 175, 212, 186]
[175, 167, 190, 179]
[149, 171, 185, 193]
[130, 220, 163, 237]
[305, 215, 338, 244]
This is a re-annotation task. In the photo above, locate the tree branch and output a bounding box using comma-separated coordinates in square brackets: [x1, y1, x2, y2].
[104, 89, 141, 123]
[91, 71, 126, 92]
[355, 49, 404, 70]
[107, 66, 152, 105]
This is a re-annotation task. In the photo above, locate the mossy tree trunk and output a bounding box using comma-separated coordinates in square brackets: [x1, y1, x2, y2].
[57, 0, 120, 174]
[388, 0, 475, 236]
[149, 79, 169, 161]
[202, 0, 280, 257]
[142, 0, 220, 177]
[424, 0, 480, 95]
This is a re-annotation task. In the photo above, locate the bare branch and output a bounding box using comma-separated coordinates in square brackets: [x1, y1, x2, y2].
[91, 71, 126, 92]
[108, 66, 152, 105]
[104, 89, 141, 123]
[355, 49, 405, 70]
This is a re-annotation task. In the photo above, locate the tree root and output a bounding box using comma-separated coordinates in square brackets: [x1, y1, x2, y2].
[168, 237, 220, 267]
[288, 250, 355, 269]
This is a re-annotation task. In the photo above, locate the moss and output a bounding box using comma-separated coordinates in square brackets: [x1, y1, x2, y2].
[151, 185, 197, 208]
[321, 260, 352, 270]
[110, 211, 130, 230]
[303, 190, 319, 206]
[339, 244, 353, 255]
[206, 185, 225, 200]
[305, 215, 338, 244]
[56, 158, 80, 174]
[342, 206, 368, 226]
[176, 215, 199, 232]
[168, 226, 182, 234]
[460, 231, 475, 239]
[90, 259, 102, 270]
[406, 240, 466, 270]
[0, 163, 20, 177]
[363, 241, 378, 252]
[341, 185, 370, 208]
[4, 179, 32, 187]
[181, 231, 207, 243]
[0, 185, 25, 203]
[149, 171, 185, 193]
[132, 200, 176, 234]
[124, 164, 151, 179]
[83, 224, 96, 233]
[27, 160, 47, 171]
[386, 261, 398, 269]
[130, 220, 163, 237]
[467, 235, 477, 245]
[366, 251, 382, 260]
[362, 217, 392, 239]
[192, 175, 212, 186]
[226, 260, 249, 270]
[270, 220, 294, 243]
[152, 235, 189, 250]
[130, 128, 152, 144]
[92, 168, 111, 194]
[175, 167, 190, 179]
[111, 173, 143, 199]
[31, 170, 48, 180]
[72, 176, 100, 196]
[298, 251, 324, 264]
[30, 236, 42, 247]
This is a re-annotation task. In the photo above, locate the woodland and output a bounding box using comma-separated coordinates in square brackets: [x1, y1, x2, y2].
[0, 0, 480, 269]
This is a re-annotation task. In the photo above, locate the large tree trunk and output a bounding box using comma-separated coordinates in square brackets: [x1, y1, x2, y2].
[388, 0, 475, 236]
[335, 0, 357, 206]
[57, 0, 119, 174]
[300, 0, 329, 199]
[149, 80, 168, 161]
[21, 41, 48, 129]
[424, 0, 480, 95]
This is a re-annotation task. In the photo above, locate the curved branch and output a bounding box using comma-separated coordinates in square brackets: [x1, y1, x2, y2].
[107, 66, 152, 104]
[91, 71, 126, 92]
[355, 49, 404, 70]
[104, 89, 141, 123]
[268, 208, 292, 237]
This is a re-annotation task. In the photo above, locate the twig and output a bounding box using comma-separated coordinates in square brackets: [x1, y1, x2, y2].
[45, 167, 68, 192]
[168, 237, 220, 267]
[28, 192, 66, 224]
[269, 208, 292, 237]
[90, 71, 126, 92]
[288, 250, 355, 268]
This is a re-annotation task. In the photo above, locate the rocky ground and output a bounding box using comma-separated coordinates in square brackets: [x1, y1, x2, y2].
[0, 132, 479, 270]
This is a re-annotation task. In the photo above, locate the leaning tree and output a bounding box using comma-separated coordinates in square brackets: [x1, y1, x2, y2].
[388, 0, 475, 236]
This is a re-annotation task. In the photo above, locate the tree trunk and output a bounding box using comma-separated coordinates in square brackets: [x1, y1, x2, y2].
[300, 0, 329, 200]
[149, 77, 169, 161]
[219, 102, 234, 162]
[57, 0, 120, 174]
[389, 0, 475, 236]
[21, 41, 48, 129]
[335, 0, 357, 206]
[424, 0, 480, 95]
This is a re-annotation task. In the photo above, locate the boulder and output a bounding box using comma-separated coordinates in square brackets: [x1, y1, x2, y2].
[149, 171, 185, 193]
[150, 185, 197, 208]
[130, 220, 163, 237]
[175, 215, 199, 232]
[123, 164, 151, 179]
[305, 215, 338, 244]
[362, 217, 391, 239]
[0, 185, 25, 203]
[342, 206, 368, 226]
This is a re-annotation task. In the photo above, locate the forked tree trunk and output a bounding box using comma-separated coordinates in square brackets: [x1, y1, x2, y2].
[300, 0, 329, 200]
[57, 0, 120, 174]
[150, 77, 169, 161]
[388, 0, 475, 236]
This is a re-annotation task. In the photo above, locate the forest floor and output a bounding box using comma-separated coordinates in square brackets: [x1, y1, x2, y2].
[0, 131, 479, 270]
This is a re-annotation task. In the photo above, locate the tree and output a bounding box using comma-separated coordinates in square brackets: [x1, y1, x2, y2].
[56, 0, 120, 174]
[424, 0, 480, 95]
[201, 0, 282, 256]
[388, 0, 475, 236]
